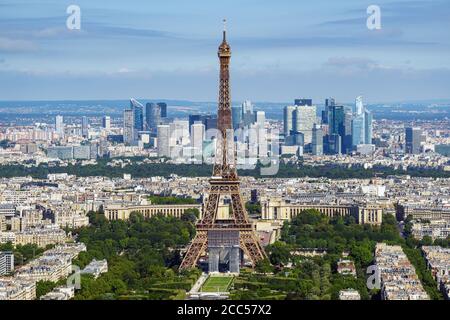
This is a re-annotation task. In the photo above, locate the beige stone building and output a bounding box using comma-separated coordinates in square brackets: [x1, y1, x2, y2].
[0, 228, 67, 248]
[103, 203, 202, 221]
[0, 278, 36, 300]
[261, 199, 382, 225]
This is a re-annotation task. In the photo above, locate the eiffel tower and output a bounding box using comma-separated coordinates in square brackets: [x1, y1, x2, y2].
[179, 21, 267, 271]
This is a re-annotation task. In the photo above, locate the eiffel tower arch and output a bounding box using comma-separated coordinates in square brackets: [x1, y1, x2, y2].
[179, 22, 267, 272]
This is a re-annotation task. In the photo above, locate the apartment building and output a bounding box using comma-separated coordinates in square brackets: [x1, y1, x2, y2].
[375, 243, 429, 300]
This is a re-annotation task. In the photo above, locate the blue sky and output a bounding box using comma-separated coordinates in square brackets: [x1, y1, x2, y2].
[0, 0, 449, 102]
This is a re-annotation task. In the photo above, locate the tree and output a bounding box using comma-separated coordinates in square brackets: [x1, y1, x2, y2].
[36, 280, 59, 298]
[420, 236, 433, 246]
[181, 208, 199, 224]
[71, 213, 200, 300]
[267, 242, 291, 266]
[255, 259, 274, 274]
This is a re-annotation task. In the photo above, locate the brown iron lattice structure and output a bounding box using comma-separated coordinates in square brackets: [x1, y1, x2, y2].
[179, 22, 267, 271]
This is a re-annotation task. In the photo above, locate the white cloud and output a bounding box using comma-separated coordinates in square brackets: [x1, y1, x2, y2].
[0, 37, 37, 52]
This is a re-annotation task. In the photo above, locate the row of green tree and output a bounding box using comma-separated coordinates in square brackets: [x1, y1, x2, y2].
[1, 160, 449, 179]
[148, 195, 198, 205]
[0, 242, 51, 267]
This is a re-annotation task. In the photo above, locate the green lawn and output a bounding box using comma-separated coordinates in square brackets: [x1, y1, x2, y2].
[201, 275, 234, 292]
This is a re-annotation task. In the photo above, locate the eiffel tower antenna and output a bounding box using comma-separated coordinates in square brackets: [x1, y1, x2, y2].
[179, 22, 267, 272]
[223, 18, 227, 40]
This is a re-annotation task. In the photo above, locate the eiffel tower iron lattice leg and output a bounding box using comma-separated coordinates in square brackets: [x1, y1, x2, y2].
[179, 182, 267, 270]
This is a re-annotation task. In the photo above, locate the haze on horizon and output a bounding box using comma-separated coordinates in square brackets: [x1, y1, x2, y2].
[0, 0, 449, 103]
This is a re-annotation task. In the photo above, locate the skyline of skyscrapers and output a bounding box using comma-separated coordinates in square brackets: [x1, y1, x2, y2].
[56, 93, 375, 160]
[282, 96, 374, 156]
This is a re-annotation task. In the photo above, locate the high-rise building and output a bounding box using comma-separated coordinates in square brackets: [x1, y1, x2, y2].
[81, 116, 89, 138]
[293, 105, 317, 145]
[102, 116, 111, 129]
[294, 98, 313, 106]
[46, 146, 74, 160]
[242, 100, 254, 127]
[352, 113, 365, 147]
[171, 120, 190, 143]
[73, 145, 91, 160]
[55, 115, 64, 137]
[355, 96, 364, 115]
[204, 116, 218, 131]
[242, 100, 253, 114]
[352, 96, 366, 148]
[312, 124, 323, 156]
[146, 103, 162, 134]
[158, 102, 168, 118]
[326, 105, 349, 153]
[231, 106, 242, 129]
[123, 109, 134, 145]
[405, 127, 424, 154]
[255, 111, 265, 128]
[89, 142, 99, 159]
[191, 122, 205, 160]
[325, 98, 336, 108]
[322, 98, 336, 124]
[0, 251, 14, 275]
[188, 114, 202, 131]
[351, 96, 373, 147]
[327, 105, 351, 153]
[130, 99, 144, 139]
[324, 133, 341, 155]
[328, 105, 345, 136]
[364, 109, 373, 145]
[343, 110, 353, 154]
[157, 125, 171, 158]
[283, 105, 295, 136]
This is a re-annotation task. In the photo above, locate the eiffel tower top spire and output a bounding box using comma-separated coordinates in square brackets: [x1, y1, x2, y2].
[218, 18, 231, 58]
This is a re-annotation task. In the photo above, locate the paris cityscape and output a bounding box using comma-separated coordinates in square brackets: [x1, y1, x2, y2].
[0, 0, 450, 307]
